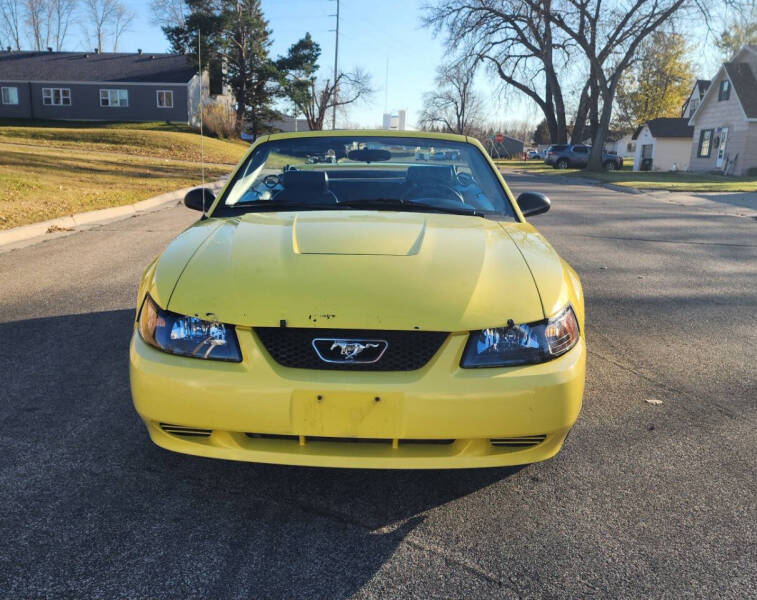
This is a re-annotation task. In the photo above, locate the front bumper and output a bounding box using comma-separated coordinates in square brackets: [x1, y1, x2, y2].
[130, 328, 585, 469]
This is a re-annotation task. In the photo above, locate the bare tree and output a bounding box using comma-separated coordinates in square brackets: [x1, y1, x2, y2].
[83, 0, 132, 52]
[0, 0, 24, 50]
[24, 0, 53, 51]
[296, 67, 373, 130]
[423, 1, 575, 144]
[419, 60, 483, 135]
[149, 0, 187, 30]
[426, 0, 717, 170]
[111, 1, 132, 51]
[525, 0, 702, 169]
[50, 0, 78, 50]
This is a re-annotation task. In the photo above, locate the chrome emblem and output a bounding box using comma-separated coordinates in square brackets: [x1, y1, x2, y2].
[312, 338, 388, 364]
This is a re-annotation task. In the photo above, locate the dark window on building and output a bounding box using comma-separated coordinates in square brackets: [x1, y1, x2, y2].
[641, 144, 653, 159]
[42, 87, 71, 106]
[718, 80, 730, 101]
[156, 90, 174, 108]
[1, 86, 19, 105]
[100, 89, 128, 107]
[697, 129, 714, 157]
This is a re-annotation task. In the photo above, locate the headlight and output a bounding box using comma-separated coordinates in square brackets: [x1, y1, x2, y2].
[461, 305, 579, 368]
[137, 295, 242, 362]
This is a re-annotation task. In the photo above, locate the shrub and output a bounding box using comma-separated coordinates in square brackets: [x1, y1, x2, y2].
[746, 167, 757, 177]
[201, 104, 238, 139]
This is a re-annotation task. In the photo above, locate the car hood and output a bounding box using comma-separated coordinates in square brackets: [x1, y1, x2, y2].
[152, 211, 563, 331]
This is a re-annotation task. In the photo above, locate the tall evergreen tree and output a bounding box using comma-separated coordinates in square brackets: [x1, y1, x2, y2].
[165, 0, 279, 137]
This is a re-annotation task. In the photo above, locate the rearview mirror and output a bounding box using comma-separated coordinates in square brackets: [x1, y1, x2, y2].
[184, 187, 215, 212]
[517, 192, 551, 217]
[347, 148, 391, 163]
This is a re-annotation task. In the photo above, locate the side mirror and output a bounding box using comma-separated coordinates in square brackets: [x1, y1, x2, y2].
[184, 187, 215, 212]
[517, 192, 551, 217]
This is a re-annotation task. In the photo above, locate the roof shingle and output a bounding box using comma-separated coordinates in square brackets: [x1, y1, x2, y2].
[0, 51, 196, 83]
[724, 62, 757, 118]
[632, 117, 694, 140]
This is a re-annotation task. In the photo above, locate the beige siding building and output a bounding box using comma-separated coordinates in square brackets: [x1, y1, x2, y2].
[687, 45, 757, 176]
[632, 118, 694, 171]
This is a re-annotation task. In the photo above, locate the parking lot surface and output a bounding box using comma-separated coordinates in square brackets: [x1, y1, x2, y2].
[1, 174, 755, 598]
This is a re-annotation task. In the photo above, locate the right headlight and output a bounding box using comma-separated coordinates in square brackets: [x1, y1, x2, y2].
[461, 305, 579, 368]
[137, 295, 242, 362]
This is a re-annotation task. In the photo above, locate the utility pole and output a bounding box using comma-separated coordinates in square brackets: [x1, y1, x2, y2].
[331, 0, 340, 130]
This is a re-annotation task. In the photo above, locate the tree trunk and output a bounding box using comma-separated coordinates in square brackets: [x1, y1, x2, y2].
[587, 89, 614, 171]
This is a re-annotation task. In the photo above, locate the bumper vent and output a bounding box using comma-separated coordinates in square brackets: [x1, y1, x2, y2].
[160, 423, 212, 437]
[254, 327, 448, 371]
[245, 433, 455, 446]
[490, 435, 546, 448]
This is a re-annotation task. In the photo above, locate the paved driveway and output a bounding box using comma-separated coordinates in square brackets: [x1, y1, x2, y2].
[1, 175, 755, 598]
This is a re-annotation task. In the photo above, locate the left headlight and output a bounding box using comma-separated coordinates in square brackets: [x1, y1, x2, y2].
[461, 305, 579, 368]
[137, 295, 242, 362]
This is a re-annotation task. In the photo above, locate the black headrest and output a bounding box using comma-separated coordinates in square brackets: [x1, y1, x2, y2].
[281, 170, 329, 193]
[406, 165, 455, 187]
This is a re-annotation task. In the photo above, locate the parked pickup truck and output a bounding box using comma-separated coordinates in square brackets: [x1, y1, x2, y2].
[544, 144, 623, 171]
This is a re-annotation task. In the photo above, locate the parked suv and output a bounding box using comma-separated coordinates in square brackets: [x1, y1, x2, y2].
[545, 144, 623, 170]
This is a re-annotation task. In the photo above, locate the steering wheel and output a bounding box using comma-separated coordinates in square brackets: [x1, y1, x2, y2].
[402, 182, 465, 205]
[263, 174, 280, 189]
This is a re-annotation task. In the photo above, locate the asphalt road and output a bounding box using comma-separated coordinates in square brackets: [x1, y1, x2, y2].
[1, 174, 755, 598]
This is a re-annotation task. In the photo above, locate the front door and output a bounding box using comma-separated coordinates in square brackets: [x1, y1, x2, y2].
[716, 128, 729, 168]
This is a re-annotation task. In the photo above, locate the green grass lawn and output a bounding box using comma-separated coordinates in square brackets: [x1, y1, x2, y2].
[0, 121, 249, 230]
[496, 160, 757, 192]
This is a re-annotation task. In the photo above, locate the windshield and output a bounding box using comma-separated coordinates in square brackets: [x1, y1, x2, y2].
[213, 135, 516, 220]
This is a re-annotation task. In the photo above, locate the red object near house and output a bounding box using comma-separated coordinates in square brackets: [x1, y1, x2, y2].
[494, 133, 504, 143]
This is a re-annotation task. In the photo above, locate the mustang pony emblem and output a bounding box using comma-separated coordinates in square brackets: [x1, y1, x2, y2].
[312, 337, 389, 364]
[330, 340, 380, 360]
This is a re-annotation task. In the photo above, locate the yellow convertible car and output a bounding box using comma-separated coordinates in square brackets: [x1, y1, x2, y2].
[129, 131, 585, 469]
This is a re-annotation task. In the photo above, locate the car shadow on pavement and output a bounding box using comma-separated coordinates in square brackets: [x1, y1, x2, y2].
[0, 310, 520, 599]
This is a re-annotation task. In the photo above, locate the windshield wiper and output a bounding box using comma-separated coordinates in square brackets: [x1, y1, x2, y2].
[338, 198, 488, 217]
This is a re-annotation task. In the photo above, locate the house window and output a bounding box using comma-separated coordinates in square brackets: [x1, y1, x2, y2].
[100, 89, 128, 107]
[1, 86, 18, 105]
[718, 80, 730, 101]
[42, 88, 71, 106]
[156, 90, 173, 108]
[689, 99, 699, 115]
[697, 129, 714, 157]
[641, 144, 653, 159]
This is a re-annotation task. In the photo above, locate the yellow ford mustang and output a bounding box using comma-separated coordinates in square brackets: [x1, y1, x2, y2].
[129, 130, 585, 469]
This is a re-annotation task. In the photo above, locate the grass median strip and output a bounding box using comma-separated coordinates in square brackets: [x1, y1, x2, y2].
[0, 143, 234, 229]
[496, 160, 757, 192]
[0, 123, 249, 230]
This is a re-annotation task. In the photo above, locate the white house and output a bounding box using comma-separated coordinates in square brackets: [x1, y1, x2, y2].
[632, 118, 694, 171]
[605, 131, 636, 159]
[681, 80, 711, 119]
[687, 45, 757, 176]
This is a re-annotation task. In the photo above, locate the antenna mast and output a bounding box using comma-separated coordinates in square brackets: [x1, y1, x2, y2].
[384, 57, 389, 114]
[198, 30, 206, 216]
[331, 0, 340, 130]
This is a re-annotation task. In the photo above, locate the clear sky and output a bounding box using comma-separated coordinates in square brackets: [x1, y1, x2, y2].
[63, 0, 471, 129]
[60, 0, 728, 130]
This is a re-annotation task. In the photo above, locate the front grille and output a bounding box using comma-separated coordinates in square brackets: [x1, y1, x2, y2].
[490, 435, 547, 448]
[160, 423, 212, 437]
[245, 433, 455, 445]
[254, 327, 448, 371]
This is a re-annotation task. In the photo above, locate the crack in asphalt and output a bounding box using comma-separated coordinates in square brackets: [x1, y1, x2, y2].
[586, 346, 738, 420]
[573, 234, 757, 248]
[287, 498, 509, 590]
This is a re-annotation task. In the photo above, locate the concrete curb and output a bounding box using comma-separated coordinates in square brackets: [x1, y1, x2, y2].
[0, 179, 226, 248]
